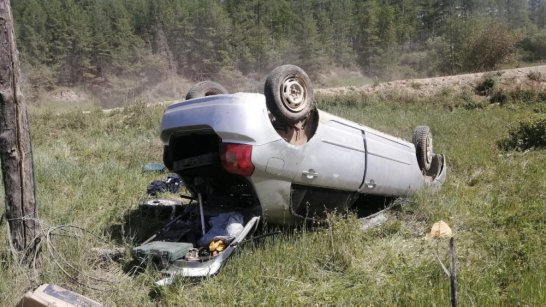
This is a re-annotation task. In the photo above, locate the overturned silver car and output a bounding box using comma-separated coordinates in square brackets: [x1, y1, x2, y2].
[160, 65, 446, 226]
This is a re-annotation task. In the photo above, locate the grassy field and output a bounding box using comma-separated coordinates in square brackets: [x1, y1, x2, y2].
[0, 88, 545, 306]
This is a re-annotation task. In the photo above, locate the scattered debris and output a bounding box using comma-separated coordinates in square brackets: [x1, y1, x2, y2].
[197, 212, 244, 247]
[140, 198, 182, 219]
[146, 174, 182, 196]
[17, 284, 103, 307]
[142, 198, 182, 207]
[130, 205, 259, 282]
[156, 216, 260, 285]
[143, 162, 166, 172]
[426, 220, 453, 239]
[132, 241, 193, 269]
[359, 212, 388, 231]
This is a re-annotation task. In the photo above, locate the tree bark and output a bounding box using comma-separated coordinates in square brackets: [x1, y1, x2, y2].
[0, 0, 40, 263]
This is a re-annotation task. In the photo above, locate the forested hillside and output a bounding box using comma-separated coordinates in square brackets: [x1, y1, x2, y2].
[12, 0, 546, 90]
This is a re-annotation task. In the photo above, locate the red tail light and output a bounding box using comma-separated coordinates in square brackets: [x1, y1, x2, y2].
[221, 143, 255, 176]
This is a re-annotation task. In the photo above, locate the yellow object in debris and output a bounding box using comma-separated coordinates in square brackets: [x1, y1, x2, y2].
[426, 220, 453, 239]
[209, 239, 226, 252]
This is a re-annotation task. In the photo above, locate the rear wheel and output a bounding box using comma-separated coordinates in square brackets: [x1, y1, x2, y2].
[264, 65, 314, 124]
[185, 81, 228, 100]
[413, 126, 433, 172]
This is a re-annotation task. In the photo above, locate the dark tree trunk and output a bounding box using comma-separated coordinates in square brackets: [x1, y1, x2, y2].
[0, 0, 40, 263]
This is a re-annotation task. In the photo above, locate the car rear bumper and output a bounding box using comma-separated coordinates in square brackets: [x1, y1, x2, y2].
[160, 93, 280, 146]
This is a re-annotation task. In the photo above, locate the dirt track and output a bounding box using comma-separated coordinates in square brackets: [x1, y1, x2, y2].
[316, 65, 546, 97]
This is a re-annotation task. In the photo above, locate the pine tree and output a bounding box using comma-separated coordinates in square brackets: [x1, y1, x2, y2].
[326, 0, 356, 67]
[355, 0, 382, 74]
[185, 0, 233, 78]
[12, 0, 47, 66]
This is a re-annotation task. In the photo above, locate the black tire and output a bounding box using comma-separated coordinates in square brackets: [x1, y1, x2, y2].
[413, 126, 433, 172]
[264, 65, 315, 124]
[185, 81, 228, 100]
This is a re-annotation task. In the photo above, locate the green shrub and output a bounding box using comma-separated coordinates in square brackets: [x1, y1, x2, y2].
[509, 88, 541, 102]
[458, 89, 486, 110]
[527, 71, 544, 82]
[498, 118, 546, 151]
[462, 23, 521, 72]
[520, 31, 546, 62]
[475, 75, 496, 96]
[490, 88, 546, 104]
[490, 90, 508, 104]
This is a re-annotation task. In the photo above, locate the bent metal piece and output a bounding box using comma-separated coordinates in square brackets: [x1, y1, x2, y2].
[155, 216, 260, 285]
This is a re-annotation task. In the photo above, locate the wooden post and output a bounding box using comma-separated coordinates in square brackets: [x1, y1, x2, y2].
[449, 237, 458, 307]
[0, 0, 40, 263]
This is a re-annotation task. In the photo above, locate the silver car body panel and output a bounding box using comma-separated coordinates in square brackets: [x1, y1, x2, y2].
[160, 93, 446, 224]
[161, 93, 277, 146]
[293, 118, 365, 191]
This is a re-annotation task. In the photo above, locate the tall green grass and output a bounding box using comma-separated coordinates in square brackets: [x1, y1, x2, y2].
[0, 91, 545, 306]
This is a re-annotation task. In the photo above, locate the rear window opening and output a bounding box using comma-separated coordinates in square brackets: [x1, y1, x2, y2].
[164, 131, 221, 172]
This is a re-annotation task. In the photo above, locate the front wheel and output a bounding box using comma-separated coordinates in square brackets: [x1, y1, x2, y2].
[264, 65, 315, 124]
[413, 126, 433, 172]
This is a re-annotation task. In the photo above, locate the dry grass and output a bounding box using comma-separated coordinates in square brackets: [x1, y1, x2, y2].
[1, 87, 545, 305]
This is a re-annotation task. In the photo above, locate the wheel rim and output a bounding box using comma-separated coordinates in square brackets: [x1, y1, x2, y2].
[281, 77, 307, 112]
[426, 135, 433, 165]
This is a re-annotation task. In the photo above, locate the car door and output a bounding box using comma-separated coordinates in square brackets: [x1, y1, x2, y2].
[294, 119, 366, 191]
[360, 127, 423, 196]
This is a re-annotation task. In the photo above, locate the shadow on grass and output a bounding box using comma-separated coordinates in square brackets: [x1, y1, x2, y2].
[244, 196, 397, 252]
[351, 195, 396, 218]
[108, 204, 183, 246]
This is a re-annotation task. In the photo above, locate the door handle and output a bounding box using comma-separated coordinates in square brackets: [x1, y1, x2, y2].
[364, 180, 376, 189]
[302, 169, 319, 179]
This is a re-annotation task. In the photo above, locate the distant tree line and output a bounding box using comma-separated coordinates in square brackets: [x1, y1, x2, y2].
[11, 0, 546, 88]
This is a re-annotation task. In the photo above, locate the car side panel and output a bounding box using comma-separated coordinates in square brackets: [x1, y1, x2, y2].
[360, 128, 424, 196]
[293, 120, 365, 191]
[310, 111, 426, 196]
[250, 140, 305, 225]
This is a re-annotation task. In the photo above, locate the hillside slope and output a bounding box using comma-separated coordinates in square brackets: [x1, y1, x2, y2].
[317, 65, 546, 97]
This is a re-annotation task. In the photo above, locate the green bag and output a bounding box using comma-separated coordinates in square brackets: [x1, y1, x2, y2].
[132, 241, 193, 268]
